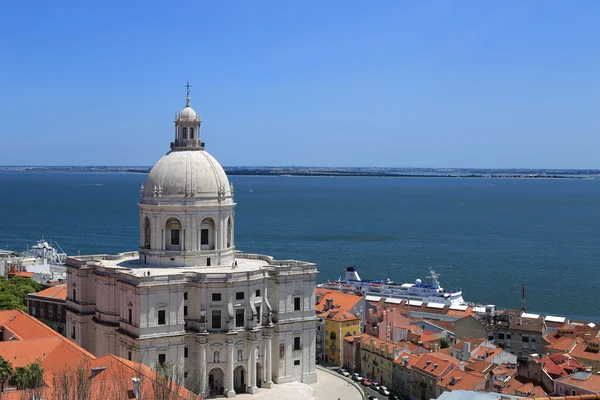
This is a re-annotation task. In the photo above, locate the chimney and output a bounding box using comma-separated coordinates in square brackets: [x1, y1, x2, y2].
[132, 377, 141, 399]
[402, 356, 409, 367]
[462, 341, 471, 361]
[459, 362, 465, 371]
[325, 298, 334, 311]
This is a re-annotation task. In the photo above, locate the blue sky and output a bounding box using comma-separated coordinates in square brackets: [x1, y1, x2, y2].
[1, 1, 599, 168]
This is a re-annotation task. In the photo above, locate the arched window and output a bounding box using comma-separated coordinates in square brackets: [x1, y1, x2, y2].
[166, 218, 182, 250]
[226, 216, 233, 248]
[189, 127, 194, 139]
[182, 127, 187, 139]
[144, 217, 151, 249]
[200, 218, 216, 250]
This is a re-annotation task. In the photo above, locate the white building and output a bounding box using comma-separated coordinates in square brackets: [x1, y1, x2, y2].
[65, 86, 318, 398]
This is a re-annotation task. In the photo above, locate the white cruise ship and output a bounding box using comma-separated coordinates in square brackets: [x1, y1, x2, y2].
[318, 267, 466, 306]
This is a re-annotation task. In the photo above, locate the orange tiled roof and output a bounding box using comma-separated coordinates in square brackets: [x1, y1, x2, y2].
[0, 310, 66, 340]
[30, 284, 67, 300]
[393, 351, 420, 368]
[9, 271, 35, 278]
[570, 342, 600, 361]
[0, 310, 194, 399]
[555, 373, 600, 393]
[439, 369, 485, 391]
[413, 352, 459, 377]
[465, 359, 494, 374]
[316, 288, 362, 313]
[451, 337, 487, 351]
[327, 309, 360, 322]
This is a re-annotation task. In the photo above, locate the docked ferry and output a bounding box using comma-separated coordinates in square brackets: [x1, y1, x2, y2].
[318, 267, 466, 306]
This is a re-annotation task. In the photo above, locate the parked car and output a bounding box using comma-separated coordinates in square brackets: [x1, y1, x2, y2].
[361, 378, 372, 387]
[368, 396, 379, 400]
[337, 368, 350, 377]
[379, 386, 390, 396]
[388, 394, 400, 400]
[371, 381, 380, 391]
[352, 373, 363, 382]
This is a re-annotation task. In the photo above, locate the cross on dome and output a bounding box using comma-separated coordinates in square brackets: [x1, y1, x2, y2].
[185, 81, 191, 107]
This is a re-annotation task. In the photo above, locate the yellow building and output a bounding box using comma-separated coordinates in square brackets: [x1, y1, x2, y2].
[317, 289, 363, 366]
[323, 310, 360, 365]
[358, 334, 401, 388]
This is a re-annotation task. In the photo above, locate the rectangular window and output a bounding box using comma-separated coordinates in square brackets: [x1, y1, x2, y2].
[128, 351, 132, 361]
[158, 353, 166, 366]
[184, 347, 188, 358]
[158, 310, 166, 325]
[128, 309, 132, 324]
[73, 289, 76, 302]
[40, 305, 45, 318]
[488, 335, 494, 341]
[71, 326, 76, 339]
[57, 306, 62, 320]
[212, 293, 221, 302]
[184, 305, 188, 317]
[171, 229, 180, 246]
[182, 127, 187, 139]
[49, 305, 54, 319]
[184, 372, 188, 378]
[189, 127, 194, 139]
[498, 333, 504, 340]
[294, 360, 300, 366]
[294, 337, 301, 351]
[256, 289, 261, 297]
[212, 310, 221, 329]
[236, 292, 244, 300]
[201, 229, 209, 245]
[256, 305, 261, 323]
[522, 336, 530, 343]
[207, 258, 211, 266]
[236, 309, 245, 327]
[507, 333, 512, 339]
[294, 297, 301, 311]
[184, 292, 188, 300]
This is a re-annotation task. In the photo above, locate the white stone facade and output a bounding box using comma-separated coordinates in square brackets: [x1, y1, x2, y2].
[65, 89, 318, 398]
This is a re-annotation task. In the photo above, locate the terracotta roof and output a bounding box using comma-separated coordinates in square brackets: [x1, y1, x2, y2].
[326, 309, 360, 322]
[9, 271, 35, 278]
[0, 310, 67, 340]
[413, 352, 459, 377]
[394, 351, 420, 368]
[438, 369, 485, 391]
[555, 373, 600, 393]
[571, 342, 600, 361]
[451, 337, 487, 351]
[546, 336, 580, 353]
[0, 310, 194, 399]
[421, 318, 456, 333]
[501, 376, 546, 397]
[29, 284, 67, 300]
[316, 289, 362, 314]
[465, 359, 494, 374]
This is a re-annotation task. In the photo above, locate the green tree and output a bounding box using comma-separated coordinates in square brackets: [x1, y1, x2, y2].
[0, 356, 13, 392]
[8, 362, 44, 390]
[10, 366, 28, 390]
[440, 338, 450, 349]
[0, 276, 42, 311]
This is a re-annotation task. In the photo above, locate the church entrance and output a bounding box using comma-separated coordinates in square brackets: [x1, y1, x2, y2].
[234, 365, 246, 394]
[208, 367, 224, 398]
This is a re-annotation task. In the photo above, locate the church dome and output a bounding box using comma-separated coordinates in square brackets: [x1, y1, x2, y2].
[141, 150, 232, 205]
[178, 105, 198, 120]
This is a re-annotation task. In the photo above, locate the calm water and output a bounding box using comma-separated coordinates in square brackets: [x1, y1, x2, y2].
[1, 172, 599, 322]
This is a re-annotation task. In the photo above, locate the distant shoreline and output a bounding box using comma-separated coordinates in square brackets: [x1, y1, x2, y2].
[0, 167, 598, 180]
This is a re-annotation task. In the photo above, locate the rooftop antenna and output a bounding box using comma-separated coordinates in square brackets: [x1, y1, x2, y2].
[521, 283, 526, 312]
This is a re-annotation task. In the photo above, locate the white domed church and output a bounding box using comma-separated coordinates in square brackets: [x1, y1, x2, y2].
[65, 86, 318, 398]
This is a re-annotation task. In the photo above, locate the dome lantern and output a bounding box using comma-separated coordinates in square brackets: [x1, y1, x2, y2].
[171, 81, 203, 151]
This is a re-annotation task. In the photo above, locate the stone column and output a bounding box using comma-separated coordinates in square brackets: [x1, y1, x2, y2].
[249, 340, 258, 394]
[263, 334, 273, 388]
[199, 337, 207, 398]
[225, 339, 236, 397]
